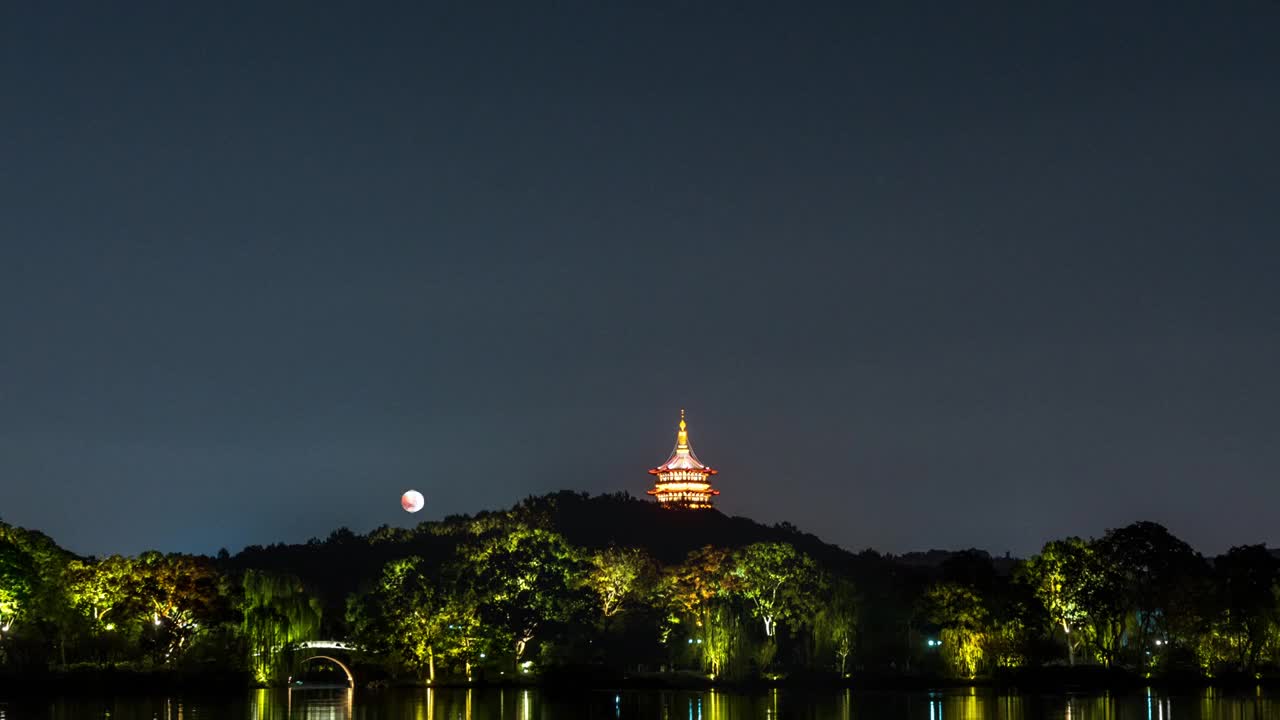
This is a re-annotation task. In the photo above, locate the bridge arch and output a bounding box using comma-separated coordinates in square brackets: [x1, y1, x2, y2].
[296, 654, 354, 686]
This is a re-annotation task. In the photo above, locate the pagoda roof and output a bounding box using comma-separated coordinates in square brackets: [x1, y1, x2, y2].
[649, 410, 719, 475]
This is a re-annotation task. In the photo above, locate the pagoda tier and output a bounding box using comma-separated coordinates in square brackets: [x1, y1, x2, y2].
[647, 410, 720, 510]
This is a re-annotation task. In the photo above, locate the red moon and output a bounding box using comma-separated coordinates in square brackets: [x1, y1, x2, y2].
[401, 490, 424, 513]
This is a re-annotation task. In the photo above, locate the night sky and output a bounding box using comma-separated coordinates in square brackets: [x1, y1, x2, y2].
[2, 2, 1278, 559]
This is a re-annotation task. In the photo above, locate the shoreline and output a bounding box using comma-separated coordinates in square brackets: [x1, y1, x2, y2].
[2, 667, 1277, 698]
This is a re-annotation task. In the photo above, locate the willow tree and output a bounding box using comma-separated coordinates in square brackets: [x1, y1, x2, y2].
[923, 583, 990, 678]
[662, 546, 738, 677]
[242, 570, 322, 684]
[815, 577, 858, 675]
[732, 542, 820, 639]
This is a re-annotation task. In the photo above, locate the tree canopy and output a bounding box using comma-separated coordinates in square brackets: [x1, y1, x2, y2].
[1, 495, 1279, 684]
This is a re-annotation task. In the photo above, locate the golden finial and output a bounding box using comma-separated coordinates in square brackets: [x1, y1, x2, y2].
[679, 408, 686, 432]
[677, 408, 688, 447]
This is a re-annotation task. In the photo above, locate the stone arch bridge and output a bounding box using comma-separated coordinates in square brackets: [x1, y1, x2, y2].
[290, 640, 362, 687]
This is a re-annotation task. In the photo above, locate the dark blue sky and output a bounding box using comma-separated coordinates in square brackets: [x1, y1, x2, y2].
[2, 2, 1278, 558]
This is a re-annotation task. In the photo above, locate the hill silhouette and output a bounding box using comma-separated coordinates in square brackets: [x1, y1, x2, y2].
[225, 490, 962, 624]
[9, 493, 1251, 686]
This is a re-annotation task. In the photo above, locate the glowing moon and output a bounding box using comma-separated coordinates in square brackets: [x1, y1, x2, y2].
[401, 490, 425, 513]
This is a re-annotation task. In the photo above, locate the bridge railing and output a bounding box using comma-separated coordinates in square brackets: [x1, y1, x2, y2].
[252, 640, 364, 655]
[293, 640, 361, 652]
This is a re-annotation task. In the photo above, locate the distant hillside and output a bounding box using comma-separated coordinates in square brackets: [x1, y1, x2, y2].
[501, 491, 854, 565]
[225, 491, 987, 620]
[9, 495, 1275, 684]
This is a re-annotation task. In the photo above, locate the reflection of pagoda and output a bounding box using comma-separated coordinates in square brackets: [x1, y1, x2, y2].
[648, 409, 720, 509]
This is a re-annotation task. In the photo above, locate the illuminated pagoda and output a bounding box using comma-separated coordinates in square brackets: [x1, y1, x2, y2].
[647, 409, 720, 509]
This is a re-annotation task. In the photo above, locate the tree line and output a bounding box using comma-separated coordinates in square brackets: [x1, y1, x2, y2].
[3, 493, 1280, 685]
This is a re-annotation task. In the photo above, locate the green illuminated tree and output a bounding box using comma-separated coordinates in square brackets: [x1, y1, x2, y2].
[587, 547, 655, 619]
[134, 552, 228, 663]
[242, 570, 322, 684]
[1209, 545, 1280, 671]
[464, 528, 588, 670]
[0, 523, 78, 668]
[435, 560, 488, 681]
[348, 557, 447, 681]
[732, 542, 819, 639]
[1071, 543, 1128, 667]
[922, 582, 990, 678]
[661, 546, 739, 676]
[663, 547, 734, 626]
[65, 555, 142, 630]
[814, 576, 858, 674]
[1021, 538, 1091, 665]
[0, 539, 35, 643]
[1095, 522, 1207, 665]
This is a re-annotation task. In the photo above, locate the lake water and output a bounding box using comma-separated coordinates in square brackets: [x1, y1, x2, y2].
[4, 687, 1280, 720]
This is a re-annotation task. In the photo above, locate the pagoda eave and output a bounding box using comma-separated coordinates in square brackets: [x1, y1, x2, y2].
[648, 467, 719, 475]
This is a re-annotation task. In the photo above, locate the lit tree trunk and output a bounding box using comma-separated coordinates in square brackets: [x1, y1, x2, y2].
[428, 645, 435, 684]
[763, 615, 775, 638]
[837, 633, 851, 675]
[904, 621, 912, 672]
[1062, 621, 1075, 666]
[514, 631, 532, 672]
[460, 634, 474, 682]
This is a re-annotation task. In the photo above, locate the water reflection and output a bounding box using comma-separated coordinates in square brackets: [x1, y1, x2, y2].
[1147, 688, 1173, 720]
[283, 688, 354, 720]
[14, 686, 1280, 719]
[926, 687, 985, 720]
